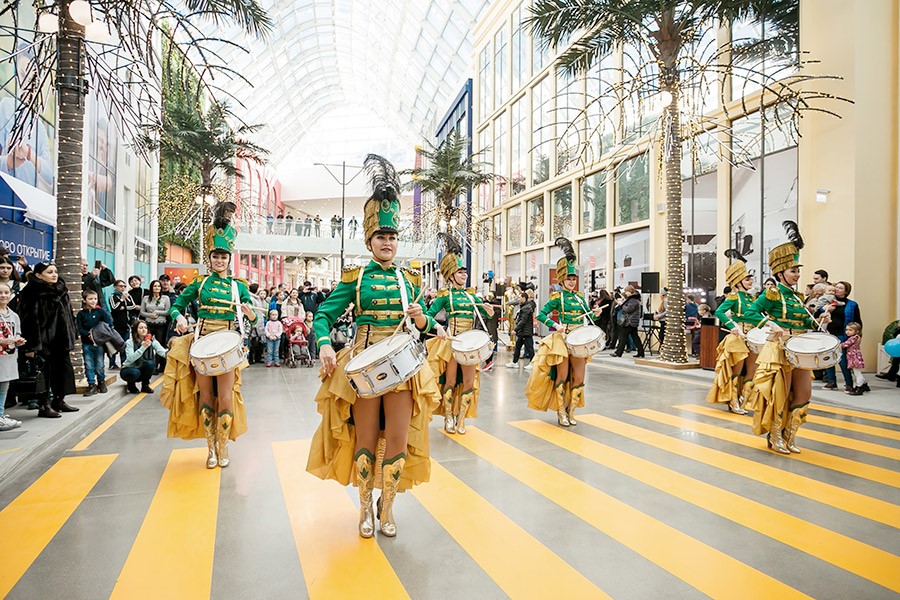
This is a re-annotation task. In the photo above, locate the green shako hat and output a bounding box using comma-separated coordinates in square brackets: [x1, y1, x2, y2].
[362, 154, 402, 240]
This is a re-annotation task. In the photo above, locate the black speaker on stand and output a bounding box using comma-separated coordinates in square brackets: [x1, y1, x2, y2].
[641, 271, 660, 294]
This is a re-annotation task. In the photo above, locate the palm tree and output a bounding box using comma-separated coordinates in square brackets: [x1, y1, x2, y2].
[401, 129, 499, 248]
[527, 0, 803, 363]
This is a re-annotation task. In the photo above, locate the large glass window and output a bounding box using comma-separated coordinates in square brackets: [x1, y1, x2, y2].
[551, 184, 572, 239]
[682, 165, 718, 293]
[531, 77, 552, 185]
[586, 52, 616, 156]
[478, 127, 492, 212]
[526, 196, 544, 246]
[581, 170, 607, 234]
[505, 253, 522, 282]
[479, 44, 492, 121]
[579, 236, 608, 292]
[511, 4, 528, 91]
[531, 0, 551, 74]
[493, 113, 507, 206]
[494, 26, 508, 108]
[556, 71, 580, 173]
[524, 248, 541, 278]
[613, 228, 649, 289]
[135, 160, 153, 241]
[491, 214, 502, 274]
[507, 204, 522, 250]
[616, 153, 650, 225]
[731, 2, 799, 100]
[510, 97, 527, 196]
[87, 221, 116, 275]
[86, 95, 118, 222]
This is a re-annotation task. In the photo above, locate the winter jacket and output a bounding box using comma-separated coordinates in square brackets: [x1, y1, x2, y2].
[90, 320, 125, 352]
[619, 293, 643, 328]
[514, 299, 536, 336]
[123, 337, 167, 368]
[76, 307, 114, 345]
[17, 274, 78, 355]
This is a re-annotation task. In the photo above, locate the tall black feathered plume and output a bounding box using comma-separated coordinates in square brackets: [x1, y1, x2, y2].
[782, 220, 804, 250]
[438, 232, 463, 256]
[724, 249, 747, 263]
[213, 201, 236, 230]
[555, 237, 576, 262]
[363, 154, 400, 201]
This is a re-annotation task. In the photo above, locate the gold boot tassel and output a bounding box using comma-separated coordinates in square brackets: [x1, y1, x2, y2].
[201, 404, 218, 469]
[785, 404, 808, 454]
[216, 410, 233, 468]
[555, 382, 569, 427]
[568, 385, 583, 426]
[355, 449, 376, 538]
[767, 405, 790, 455]
[377, 453, 406, 537]
[456, 389, 474, 434]
[441, 387, 456, 433]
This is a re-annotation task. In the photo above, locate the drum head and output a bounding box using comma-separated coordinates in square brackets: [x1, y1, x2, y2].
[785, 332, 839, 352]
[346, 333, 412, 371]
[190, 331, 242, 359]
[746, 327, 770, 345]
[567, 326, 603, 345]
[452, 330, 491, 352]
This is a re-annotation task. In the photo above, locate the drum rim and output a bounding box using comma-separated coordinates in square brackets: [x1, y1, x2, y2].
[190, 330, 243, 359]
[345, 334, 419, 372]
[566, 325, 605, 344]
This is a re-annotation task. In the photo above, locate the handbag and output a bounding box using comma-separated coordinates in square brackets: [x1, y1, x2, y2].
[11, 355, 48, 399]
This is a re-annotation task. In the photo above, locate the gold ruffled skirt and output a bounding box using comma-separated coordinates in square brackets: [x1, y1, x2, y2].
[706, 334, 750, 405]
[159, 321, 249, 441]
[525, 332, 586, 412]
[306, 328, 441, 492]
[425, 337, 480, 418]
[746, 340, 809, 435]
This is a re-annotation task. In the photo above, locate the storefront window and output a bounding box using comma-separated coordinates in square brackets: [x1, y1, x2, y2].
[87, 221, 116, 275]
[531, 77, 552, 185]
[507, 204, 522, 250]
[491, 214, 502, 274]
[526, 196, 544, 246]
[613, 228, 649, 289]
[578, 235, 608, 292]
[581, 170, 607, 234]
[505, 253, 522, 282]
[524, 249, 541, 277]
[551, 184, 572, 239]
[616, 153, 650, 225]
[682, 171, 718, 293]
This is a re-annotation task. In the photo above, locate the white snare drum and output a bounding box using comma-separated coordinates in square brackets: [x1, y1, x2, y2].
[784, 332, 843, 370]
[565, 325, 606, 358]
[190, 330, 245, 376]
[744, 326, 771, 354]
[451, 330, 492, 366]
[345, 333, 426, 398]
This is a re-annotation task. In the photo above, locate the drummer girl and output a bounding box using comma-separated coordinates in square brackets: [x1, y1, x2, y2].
[746, 221, 820, 455]
[706, 249, 766, 414]
[425, 233, 494, 435]
[525, 238, 604, 427]
[306, 154, 441, 539]
[163, 202, 258, 469]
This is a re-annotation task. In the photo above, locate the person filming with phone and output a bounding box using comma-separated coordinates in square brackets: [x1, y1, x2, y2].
[120, 320, 167, 394]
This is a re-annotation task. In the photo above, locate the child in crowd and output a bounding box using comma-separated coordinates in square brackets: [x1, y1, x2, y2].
[841, 322, 867, 396]
[814, 284, 843, 312]
[265, 309, 283, 367]
[0, 282, 25, 430]
[76, 290, 114, 396]
[304, 311, 317, 360]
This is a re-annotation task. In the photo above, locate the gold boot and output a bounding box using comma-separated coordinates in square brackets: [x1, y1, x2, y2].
[767, 406, 790, 455]
[568, 385, 583, 426]
[201, 404, 218, 469]
[728, 376, 748, 414]
[441, 387, 456, 433]
[456, 389, 474, 434]
[785, 404, 808, 454]
[555, 382, 569, 427]
[355, 449, 376, 538]
[377, 453, 405, 537]
[216, 410, 233, 467]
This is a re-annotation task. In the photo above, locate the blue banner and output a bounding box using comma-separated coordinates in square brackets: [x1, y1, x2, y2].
[0, 220, 53, 263]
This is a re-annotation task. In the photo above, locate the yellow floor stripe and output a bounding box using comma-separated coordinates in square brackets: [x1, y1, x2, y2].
[513, 420, 900, 593]
[668, 406, 900, 489]
[0, 454, 116, 598]
[676, 405, 900, 462]
[581, 413, 900, 530]
[71, 378, 163, 452]
[591, 362, 706, 387]
[807, 414, 900, 442]
[448, 428, 809, 599]
[413, 459, 609, 598]
[813, 404, 900, 427]
[110, 448, 220, 600]
[272, 440, 408, 599]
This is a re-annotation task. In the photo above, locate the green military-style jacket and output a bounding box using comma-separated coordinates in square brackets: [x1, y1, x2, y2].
[752, 282, 816, 330]
[714, 290, 766, 331]
[538, 290, 595, 328]
[313, 260, 434, 349]
[169, 273, 256, 323]
[426, 286, 491, 334]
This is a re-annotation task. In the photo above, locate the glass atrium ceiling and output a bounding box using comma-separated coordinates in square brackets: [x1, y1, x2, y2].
[206, 0, 490, 167]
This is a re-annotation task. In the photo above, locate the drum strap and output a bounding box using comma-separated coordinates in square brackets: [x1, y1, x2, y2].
[462, 290, 489, 332]
[396, 269, 418, 340]
[572, 292, 592, 326]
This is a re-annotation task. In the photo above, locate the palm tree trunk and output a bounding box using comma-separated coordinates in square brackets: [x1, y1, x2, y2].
[659, 90, 687, 363]
[56, 3, 86, 377]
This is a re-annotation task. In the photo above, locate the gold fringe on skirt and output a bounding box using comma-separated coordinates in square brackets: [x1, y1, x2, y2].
[305, 330, 441, 492]
[425, 337, 480, 418]
[159, 326, 249, 442]
[706, 334, 750, 405]
[745, 340, 809, 436]
[525, 333, 584, 412]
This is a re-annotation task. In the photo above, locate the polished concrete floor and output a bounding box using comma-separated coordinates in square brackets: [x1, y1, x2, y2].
[1, 355, 899, 599]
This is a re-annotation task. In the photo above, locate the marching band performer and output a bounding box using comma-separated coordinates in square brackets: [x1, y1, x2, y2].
[706, 249, 766, 414]
[163, 202, 258, 468]
[306, 154, 441, 538]
[525, 238, 603, 427]
[746, 221, 819, 455]
[425, 233, 494, 435]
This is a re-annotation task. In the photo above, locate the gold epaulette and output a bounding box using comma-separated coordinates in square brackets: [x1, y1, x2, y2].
[766, 287, 781, 301]
[466, 287, 477, 294]
[401, 267, 422, 288]
[437, 289, 450, 298]
[550, 291, 561, 301]
[341, 265, 361, 283]
[727, 292, 739, 300]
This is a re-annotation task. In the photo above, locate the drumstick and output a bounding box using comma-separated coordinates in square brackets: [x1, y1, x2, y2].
[208, 297, 269, 312]
[391, 285, 428, 337]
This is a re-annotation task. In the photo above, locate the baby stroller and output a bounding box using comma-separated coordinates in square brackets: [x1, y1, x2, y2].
[282, 316, 313, 368]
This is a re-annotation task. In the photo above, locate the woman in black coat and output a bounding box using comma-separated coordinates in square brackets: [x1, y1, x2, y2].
[612, 285, 645, 358]
[17, 263, 78, 417]
[508, 290, 536, 367]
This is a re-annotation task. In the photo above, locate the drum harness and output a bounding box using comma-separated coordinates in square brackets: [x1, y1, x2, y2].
[352, 266, 422, 355]
[194, 278, 246, 344]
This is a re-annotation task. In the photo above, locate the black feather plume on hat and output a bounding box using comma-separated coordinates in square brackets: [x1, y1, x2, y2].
[724, 249, 747, 263]
[438, 232, 463, 256]
[363, 154, 400, 201]
[213, 201, 236, 230]
[555, 237, 576, 262]
[782, 220, 804, 250]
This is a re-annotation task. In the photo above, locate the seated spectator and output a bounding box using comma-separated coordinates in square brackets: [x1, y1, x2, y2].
[121, 321, 167, 393]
